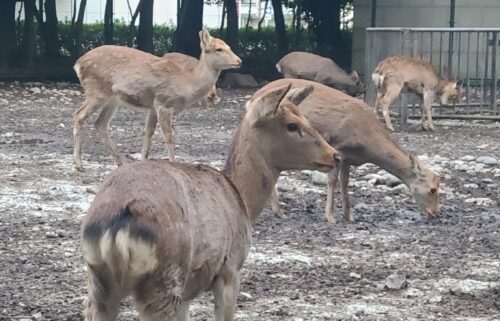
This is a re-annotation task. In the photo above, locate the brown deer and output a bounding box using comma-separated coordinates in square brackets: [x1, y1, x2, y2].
[81, 83, 339, 321]
[276, 51, 364, 97]
[372, 56, 459, 131]
[163, 52, 219, 105]
[73, 29, 241, 170]
[253, 79, 440, 223]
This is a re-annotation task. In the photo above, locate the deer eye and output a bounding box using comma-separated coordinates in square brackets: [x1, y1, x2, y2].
[287, 123, 299, 132]
[430, 188, 437, 194]
[216, 48, 223, 52]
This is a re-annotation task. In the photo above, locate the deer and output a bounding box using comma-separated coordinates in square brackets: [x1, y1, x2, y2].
[276, 51, 365, 97]
[163, 52, 219, 105]
[73, 29, 241, 171]
[372, 55, 460, 131]
[81, 83, 339, 321]
[253, 79, 441, 224]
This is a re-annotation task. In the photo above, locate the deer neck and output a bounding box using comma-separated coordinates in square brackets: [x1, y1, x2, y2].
[191, 53, 219, 94]
[366, 139, 415, 186]
[222, 123, 280, 223]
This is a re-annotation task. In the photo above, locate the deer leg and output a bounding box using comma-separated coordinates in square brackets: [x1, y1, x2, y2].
[156, 106, 176, 161]
[340, 162, 353, 222]
[141, 110, 158, 160]
[83, 266, 121, 321]
[73, 98, 105, 170]
[379, 83, 402, 132]
[423, 91, 436, 131]
[324, 166, 341, 223]
[94, 101, 123, 166]
[213, 267, 239, 321]
[177, 301, 191, 321]
[373, 91, 383, 114]
[270, 185, 286, 219]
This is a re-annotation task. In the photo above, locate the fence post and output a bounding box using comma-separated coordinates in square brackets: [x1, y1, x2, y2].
[492, 31, 498, 114]
[399, 28, 412, 128]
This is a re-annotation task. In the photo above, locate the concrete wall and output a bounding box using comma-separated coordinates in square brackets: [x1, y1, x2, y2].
[352, 0, 500, 75]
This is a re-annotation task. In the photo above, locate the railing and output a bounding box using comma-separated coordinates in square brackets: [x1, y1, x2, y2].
[364, 27, 500, 124]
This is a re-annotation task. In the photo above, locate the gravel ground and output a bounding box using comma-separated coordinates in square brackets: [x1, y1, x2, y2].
[0, 82, 499, 321]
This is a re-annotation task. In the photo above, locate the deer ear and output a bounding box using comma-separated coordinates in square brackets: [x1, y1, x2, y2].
[199, 28, 212, 50]
[286, 85, 314, 106]
[409, 154, 424, 176]
[250, 83, 292, 123]
[350, 70, 359, 82]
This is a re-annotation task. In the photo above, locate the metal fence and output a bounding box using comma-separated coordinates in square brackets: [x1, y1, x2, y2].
[364, 27, 500, 123]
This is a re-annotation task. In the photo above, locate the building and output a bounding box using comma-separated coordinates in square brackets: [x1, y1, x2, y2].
[352, 0, 500, 75]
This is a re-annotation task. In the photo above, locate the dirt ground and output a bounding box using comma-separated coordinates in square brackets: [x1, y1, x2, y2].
[0, 82, 499, 321]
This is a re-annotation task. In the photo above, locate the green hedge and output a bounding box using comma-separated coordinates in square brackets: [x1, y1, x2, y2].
[14, 21, 352, 80]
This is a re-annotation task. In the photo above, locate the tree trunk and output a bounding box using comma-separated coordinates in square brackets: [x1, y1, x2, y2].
[224, 0, 238, 52]
[175, 0, 203, 57]
[23, 0, 37, 66]
[0, 0, 18, 67]
[73, 0, 87, 59]
[137, 0, 154, 52]
[315, 0, 341, 58]
[44, 0, 60, 60]
[257, 0, 268, 32]
[245, 0, 252, 31]
[104, 0, 114, 44]
[219, 2, 226, 34]
[271, 0, 287, 57]
[128, 0, 143, 47]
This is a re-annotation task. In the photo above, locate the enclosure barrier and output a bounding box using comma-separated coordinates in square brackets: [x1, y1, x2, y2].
[364, 27, 500, 125]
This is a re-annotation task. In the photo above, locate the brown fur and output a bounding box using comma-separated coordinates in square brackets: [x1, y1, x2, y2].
[254, 79, 441, 223]
[372, 56, 459, 131]
[276, 51, 364, 97]
[81, 83, 338, 321]
[72, 29, 241, 170]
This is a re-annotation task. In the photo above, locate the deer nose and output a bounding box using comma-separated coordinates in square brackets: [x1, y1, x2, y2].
[332, 150, 341, 164]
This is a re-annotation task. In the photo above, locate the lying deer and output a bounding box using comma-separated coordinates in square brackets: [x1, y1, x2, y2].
[372, 55, 459, 131]
[81, 83, 339, 321]
[73, 29, 241, 170]
[276, 51, 364, 97]
[163, 52, 219, 105]
[254, 79, 440, 223]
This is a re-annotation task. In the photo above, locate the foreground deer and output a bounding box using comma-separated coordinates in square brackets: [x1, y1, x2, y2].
[276, 51, 364, 97]
[73, 29, 241, 170]
[254, 79, 440, 223]
[163, 52, 219, 105]
[372, 56, 459, 131]
[81, 84, 338, 321]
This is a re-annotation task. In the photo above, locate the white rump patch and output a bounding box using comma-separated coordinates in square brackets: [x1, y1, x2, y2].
[372, 73, 384, 88]
[276, 63, 281, 73]
[73, 63, 82, 79]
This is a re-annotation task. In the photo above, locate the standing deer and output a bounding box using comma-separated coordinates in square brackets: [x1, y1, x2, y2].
[81, 84, 339, 321]
[73, 29, 241, 170]
[276, 51, 364, 97]
[163, 52, 219, 105]
[253, 79, 440, 223]
[372, 56, 459, 131]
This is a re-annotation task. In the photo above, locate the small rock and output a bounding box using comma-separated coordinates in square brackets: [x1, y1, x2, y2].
[30, 87, 42, 94]
[20, 319, 31, 321]
[58, 123, 66, 128]
[32, 312, 43, 320]
[463, 183, 479, 189]
[384, 173, 402, 187]
[45, 231, 58, 238]
[0, 98, 8, 105]
[429, 295, 443, 303]
[391, 184, 410, 194]
[464, 197, 494, 206]
[349, 272, 362, 279]
[239, 292, 253, 300]
[56, 229, 65, 237]
[85, 187, 96, 194]
[384, 273, 408, 290]
[460, 155, 475, 162]
[311, 171, 328, 186]
[476, 156, 498, 165]
[405, 288, 423, 298]
[364, 173, 385, 185]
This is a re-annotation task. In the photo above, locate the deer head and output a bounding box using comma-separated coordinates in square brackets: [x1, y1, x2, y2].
[407, 155, 441, 218]
[199, 28, 242, 71]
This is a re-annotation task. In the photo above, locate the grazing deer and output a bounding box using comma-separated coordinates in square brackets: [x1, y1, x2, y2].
[73, 29, 241, 170]
[276, 51, 364, 97]
[81, 83, 339, 321]
[372, 55, 459, 131]
[163, 52, 219, 105]
[254, 79, 440, 223]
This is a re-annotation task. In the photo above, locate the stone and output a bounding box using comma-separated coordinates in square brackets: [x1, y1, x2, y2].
[219, 73, 259, 88]
[45, 231, 58, 238]
[239, 292, 253, 300]
[30, 87, 42, 94]
[384, 173, 402, 187]
[364, 173, 385, 185]
[32, 312, 43, 320]
[463, 183, 479, 189]
[0, 98, 8, 105]
[349, 272, 362, 279]
[464, 197, 494, 206]
[384, 273, 408, 290]
[460, 155, 475, 162]
[476, 156, 498, 166]
[311, 171, 328, 186]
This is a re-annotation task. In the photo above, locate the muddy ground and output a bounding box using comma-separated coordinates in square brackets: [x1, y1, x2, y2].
[0, 82, 499, 321]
